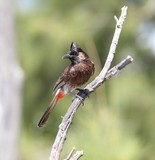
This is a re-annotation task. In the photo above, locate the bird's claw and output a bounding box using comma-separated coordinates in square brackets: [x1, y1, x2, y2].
[72, 88, 90, 105]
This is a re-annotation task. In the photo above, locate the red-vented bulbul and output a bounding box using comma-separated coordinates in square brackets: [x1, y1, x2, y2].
[38, 42, 94, 128]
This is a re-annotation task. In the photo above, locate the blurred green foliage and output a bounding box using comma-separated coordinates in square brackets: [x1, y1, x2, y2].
[16, 0, 155, 159]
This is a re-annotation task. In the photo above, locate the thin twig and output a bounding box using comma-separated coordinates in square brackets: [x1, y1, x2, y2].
[49, 6, 129, 160]
[64, 147, 76, 160]
[69, 151, 84, 160]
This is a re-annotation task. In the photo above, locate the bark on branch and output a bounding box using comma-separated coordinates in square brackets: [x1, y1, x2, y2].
[49, 6, 130, 160]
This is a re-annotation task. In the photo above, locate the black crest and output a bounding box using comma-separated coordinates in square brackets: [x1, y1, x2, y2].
[70, 42, 78, 52]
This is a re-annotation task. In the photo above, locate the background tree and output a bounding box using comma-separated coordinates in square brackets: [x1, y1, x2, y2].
[0, 0, 24, 160]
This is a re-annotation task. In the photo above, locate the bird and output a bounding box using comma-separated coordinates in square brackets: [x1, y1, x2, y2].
[38, 42, 95, 128]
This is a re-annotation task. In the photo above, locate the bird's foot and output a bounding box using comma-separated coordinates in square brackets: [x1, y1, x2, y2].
[73, 88, 90, 105]
[72, 94, 84, 106]
[76, 88, 90, 98]
[72, 93, 84, 102]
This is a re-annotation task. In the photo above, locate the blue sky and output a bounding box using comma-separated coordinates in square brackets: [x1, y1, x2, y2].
[17, 0, 36, 11]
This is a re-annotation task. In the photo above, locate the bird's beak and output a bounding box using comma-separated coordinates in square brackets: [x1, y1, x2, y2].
[62, 52, 71, 59]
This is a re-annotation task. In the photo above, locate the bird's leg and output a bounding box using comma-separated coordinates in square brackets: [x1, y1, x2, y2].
[71, 92, 84, 104]
[76, 88, 90, 105]
[75, 94, 84, 101]
[71, 88, 89, 106]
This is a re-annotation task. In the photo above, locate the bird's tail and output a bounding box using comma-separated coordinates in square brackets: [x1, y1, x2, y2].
[38, 89, 66, 128]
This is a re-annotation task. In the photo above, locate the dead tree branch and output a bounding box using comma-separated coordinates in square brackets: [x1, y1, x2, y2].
[49, 6, 130, 160]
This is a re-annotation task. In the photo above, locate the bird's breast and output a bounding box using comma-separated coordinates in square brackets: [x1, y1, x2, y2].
[63, 60, 94, 88]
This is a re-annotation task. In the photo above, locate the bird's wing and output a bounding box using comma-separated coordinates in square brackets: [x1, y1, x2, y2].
[53, 66, 71, 92]
[53, 75, 65, 92]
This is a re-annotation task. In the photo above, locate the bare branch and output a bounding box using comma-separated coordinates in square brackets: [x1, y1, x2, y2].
[49, 6, 129, 160]
[49, 56, 133, 160]
[85, 6, 128, 92]
[104, 55, 133, 82]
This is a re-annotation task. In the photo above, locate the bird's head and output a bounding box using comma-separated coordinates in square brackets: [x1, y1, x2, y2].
[63, 42, 89, 64]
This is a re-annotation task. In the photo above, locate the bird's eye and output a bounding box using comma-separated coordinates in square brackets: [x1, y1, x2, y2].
[70, 51, 78, 56]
